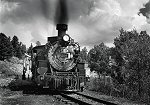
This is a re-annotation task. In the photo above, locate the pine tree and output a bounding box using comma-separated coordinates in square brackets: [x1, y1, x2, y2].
[11, 35, 23, 59]
[36, 41, 41, 46]
[0, 33, 14, 60]
[27, 43, 33, 55]
[16, 45, 23, 59]
[79, 47, 88, 63]
[20, 42, 26, 55]
[113, 29, 150, 97]
[11, 36, 19, 56]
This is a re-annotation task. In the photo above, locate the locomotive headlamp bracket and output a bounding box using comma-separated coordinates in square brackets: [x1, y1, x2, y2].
[63, 34, 70, 42]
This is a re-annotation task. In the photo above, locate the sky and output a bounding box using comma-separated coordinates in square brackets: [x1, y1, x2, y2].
[1, 0, 150, 50]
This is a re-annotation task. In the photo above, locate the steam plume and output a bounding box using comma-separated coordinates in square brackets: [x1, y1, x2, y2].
[55, 0, 69, 24]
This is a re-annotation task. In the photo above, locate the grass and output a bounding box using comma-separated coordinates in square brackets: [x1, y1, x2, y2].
[87, 77, 148, 105]
[0, 57, 23, 88]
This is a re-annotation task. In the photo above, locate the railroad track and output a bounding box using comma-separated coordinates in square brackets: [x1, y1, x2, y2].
[58, 91, 118, 105]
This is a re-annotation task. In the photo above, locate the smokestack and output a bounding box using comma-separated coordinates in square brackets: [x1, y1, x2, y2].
[56, 24, 68, 37]
[54, 0, 69, 37]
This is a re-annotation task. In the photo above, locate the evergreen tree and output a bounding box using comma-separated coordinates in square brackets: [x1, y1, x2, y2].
[20, 42, 26, 55]
[0, 33, 14, 60]
[113, 29, 150, 97]
[11, 35, 23, 59]
[36, 41, 41, 46]
[79, 47, 88, 63]
[108, 47, 124, 84]
[11, 36, 19, 56]
[16, 45, 23, 59]
[27, 43, 33, 55]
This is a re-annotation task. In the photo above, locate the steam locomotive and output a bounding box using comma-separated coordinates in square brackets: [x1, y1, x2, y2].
[22, 24, 85, 91]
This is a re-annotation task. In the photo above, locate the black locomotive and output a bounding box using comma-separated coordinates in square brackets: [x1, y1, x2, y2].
[22, 24, 85, 91]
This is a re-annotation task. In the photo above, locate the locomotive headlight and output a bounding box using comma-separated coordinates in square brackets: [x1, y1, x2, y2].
[37, 67, 48, 75]
[63, 34, 70, 41]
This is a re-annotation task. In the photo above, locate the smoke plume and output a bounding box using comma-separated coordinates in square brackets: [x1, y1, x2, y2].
[54, 0, 69, 24]
[40, 0, 51, 20]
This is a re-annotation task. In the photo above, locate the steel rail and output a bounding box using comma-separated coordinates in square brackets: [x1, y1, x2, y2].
[59, 91, 118, 105]
[59, 92, 92, 105]
[72, 92, 118, 105]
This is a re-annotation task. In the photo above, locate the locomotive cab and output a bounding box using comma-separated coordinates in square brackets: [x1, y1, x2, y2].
[31, 45, 49, 80]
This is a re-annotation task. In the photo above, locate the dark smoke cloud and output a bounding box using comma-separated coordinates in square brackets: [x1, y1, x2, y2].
[0, 0, 95, 46]
[1, 0, 93, 24]
[3, 0, 126, 47]
[139, 0, 150, 19]
[40, 0, 51, 20]
[54, 0, 68, 24]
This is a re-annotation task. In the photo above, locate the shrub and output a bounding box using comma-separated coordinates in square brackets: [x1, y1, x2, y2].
[88, 77, 112, 95]
[87, 77, 150, 104]
[7, 56, 22, 64]
[0, 59, 22, 77]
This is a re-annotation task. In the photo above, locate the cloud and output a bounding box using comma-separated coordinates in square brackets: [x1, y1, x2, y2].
[0, 0, 150, 48]
[0, 0, 93, 24]
[0, 0, 94, 47]
[140, 24, 150, 33]
[68, 0, 132, 47]
[0, 21, 33, 47]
